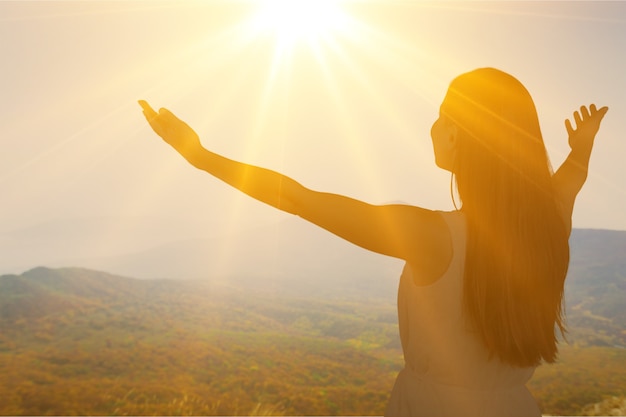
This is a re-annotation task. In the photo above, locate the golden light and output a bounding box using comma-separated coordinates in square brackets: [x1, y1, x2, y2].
[251, 0, 351, 48]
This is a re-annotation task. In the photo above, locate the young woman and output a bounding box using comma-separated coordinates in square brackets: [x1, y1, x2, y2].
[139, 68, 607, 416]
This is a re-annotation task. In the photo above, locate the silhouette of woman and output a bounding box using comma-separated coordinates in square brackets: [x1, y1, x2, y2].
[139, 68, 607, 416]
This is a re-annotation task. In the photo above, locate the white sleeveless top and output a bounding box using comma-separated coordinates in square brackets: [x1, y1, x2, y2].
[385, 210, 541, 417]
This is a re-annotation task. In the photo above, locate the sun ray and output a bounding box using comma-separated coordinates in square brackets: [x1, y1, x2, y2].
[304, 38, 390, 199]
[92, 1, 491, 279]
[238, 0, 445, 203]
[324, 33, 417, 141]
[190, 2, 358, 278]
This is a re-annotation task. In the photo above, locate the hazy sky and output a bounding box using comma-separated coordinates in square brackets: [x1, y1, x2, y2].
[1, 1, 625, 275]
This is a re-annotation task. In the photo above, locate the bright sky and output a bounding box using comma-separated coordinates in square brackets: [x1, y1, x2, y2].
[1, 1, 625, 274]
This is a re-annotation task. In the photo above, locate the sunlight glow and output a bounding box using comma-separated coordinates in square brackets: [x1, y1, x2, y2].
[251, 0, 350, 48]
[164, 0, 446, 267]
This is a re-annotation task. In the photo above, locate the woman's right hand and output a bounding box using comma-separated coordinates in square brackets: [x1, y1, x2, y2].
[565, 104, 608, 153]
[139, 100, 203, 158]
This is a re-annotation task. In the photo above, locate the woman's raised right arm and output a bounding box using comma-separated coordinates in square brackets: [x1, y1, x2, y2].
[552, 104, 608, 234]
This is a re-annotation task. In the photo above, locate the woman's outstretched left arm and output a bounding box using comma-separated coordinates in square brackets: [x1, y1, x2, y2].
[138, 101, 450, 272]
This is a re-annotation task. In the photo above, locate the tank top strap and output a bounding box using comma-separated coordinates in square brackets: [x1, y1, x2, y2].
[438, 209, 466, 258]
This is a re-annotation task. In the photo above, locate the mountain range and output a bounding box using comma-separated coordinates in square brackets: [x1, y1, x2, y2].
[3, 215, 624, 302]
[1, 226, 625, 348]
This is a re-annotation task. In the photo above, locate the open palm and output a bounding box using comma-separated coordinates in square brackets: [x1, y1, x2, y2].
[139, 100, 202, 157]
[565, 104, 608, 152]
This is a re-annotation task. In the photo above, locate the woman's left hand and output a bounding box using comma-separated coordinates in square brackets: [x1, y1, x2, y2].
[139, 100, 203, 158]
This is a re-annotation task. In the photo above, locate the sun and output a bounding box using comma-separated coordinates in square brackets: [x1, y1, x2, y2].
[251, 0, 351, 48]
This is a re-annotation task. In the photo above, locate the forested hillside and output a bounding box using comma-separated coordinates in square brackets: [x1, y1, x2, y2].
[0, 263, 625, 415]
[0, 267, 399, 415]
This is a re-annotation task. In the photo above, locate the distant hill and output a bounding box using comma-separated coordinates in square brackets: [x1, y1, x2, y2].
[2, 215, 624, 303]
[0, 267, 141, 320]
[2, 227, 625, 342]
[0, 216, 405, 299]
[14, 224, 622, 301]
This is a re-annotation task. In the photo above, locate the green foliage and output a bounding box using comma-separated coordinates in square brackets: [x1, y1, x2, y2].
[529, 345, 626, 415]
[0, 268, 400, 415]
[0, 264, 625, 415]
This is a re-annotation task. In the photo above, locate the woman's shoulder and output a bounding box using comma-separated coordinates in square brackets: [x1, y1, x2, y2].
[403, 209, 461, 285]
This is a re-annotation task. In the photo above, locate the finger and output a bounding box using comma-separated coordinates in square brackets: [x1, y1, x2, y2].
[565, 118, 574, 136]
[589, 104, 609, 120]
[580, 105, 590, 120]
[138, 100, 158, 120]
[158, 107, 180, 121]
[573, 111, 582, 128]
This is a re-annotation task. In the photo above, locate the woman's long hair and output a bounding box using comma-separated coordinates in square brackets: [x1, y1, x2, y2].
[443, 68, 570, 367]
